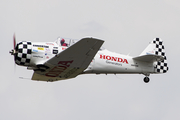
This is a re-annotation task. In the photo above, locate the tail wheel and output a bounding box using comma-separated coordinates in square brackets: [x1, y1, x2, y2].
[144, 77, 150, 83]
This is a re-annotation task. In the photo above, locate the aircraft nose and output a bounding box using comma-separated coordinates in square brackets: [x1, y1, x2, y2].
[14, 41, 32, 66]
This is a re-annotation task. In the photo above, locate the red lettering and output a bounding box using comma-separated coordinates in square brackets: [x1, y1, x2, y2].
[58, 60, 73, 67]
[55, 66, 66, 70]
[111, 57, 117, 61]
[51, 66, 66, 72]
[100, 55, 105, 59]
[45, 60, 73, 77]
[123, 59, 128, 64]
[118, 58, 122, 62]
[106, 56, 111, 60]
[100, 55, 128, 64]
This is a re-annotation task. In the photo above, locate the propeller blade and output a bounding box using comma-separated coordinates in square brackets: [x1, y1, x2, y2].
[13, 34, 17, 73]
[13, 34, 16, 49]
[14, 61, 16, 73]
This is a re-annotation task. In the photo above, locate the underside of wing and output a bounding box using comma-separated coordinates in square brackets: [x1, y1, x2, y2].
[32, 38, 104, 81]
[133, 54, 164, 63]
[31, 72, 73, 81]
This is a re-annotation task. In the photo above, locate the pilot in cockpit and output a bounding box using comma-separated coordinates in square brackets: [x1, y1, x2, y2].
[60, 38, 68, 47]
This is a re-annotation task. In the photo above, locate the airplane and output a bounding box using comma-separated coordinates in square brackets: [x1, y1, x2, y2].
[9, 35, 168, 83]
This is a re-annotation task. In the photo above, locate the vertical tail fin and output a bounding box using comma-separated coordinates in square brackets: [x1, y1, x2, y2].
[140, 38, 169, 73]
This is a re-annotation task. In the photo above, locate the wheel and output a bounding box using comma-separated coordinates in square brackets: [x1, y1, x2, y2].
[144, 77, 150, 83]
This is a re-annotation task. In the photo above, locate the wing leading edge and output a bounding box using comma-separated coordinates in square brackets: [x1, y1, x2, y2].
[32, 38, 104, 81]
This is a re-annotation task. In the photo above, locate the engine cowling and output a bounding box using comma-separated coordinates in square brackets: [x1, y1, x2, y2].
[14, 41, 32, 66]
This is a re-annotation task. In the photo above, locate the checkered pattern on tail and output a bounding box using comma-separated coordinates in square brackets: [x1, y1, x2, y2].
[15, 41, 32, 66]
[153, 38, 168, 73]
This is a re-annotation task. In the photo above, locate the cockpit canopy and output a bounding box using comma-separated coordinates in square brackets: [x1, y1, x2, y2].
[54, 37, 78, 47]
[54, 37, 105, 50]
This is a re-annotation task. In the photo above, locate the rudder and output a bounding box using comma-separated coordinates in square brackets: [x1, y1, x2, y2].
[140, 38, 169, 73]
[153, 38, 168, 73]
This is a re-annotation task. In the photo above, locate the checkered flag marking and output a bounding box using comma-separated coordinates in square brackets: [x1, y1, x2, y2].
[15, 41, 32, 66]
[153, 38, 168, 73]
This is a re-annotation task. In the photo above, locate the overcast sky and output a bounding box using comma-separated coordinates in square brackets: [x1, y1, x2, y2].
[0, 0, 180, 120]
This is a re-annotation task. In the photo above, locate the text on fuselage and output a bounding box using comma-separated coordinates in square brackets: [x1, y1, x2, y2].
[100, 55, 128, 64]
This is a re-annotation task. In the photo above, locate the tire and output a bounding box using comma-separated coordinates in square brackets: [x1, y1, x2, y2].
[144, 77, 150, 83]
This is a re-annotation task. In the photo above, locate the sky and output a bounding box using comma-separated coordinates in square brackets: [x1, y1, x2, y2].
[0, 0, 180, 120]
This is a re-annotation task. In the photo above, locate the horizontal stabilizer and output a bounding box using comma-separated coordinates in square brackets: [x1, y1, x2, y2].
[133, 54, 164, 63]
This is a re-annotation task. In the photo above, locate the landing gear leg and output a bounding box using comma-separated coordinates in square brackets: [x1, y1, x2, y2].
[144, 77, 150, 83]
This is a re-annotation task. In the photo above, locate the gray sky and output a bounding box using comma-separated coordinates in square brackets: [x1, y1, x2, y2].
[0, 0, 179, 120]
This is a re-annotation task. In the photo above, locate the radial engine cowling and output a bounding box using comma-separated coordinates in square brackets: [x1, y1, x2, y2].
[15, 41, 32, 66]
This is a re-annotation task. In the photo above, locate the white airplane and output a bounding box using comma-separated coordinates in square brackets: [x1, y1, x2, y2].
[10, 35, 168, 83]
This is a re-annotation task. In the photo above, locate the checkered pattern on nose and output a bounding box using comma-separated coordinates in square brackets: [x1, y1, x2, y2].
[15, 41, 32, 66]
[153, 38, 168, 73]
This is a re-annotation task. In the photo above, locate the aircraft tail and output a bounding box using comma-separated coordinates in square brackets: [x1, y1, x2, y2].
[139, 38, 169, 73]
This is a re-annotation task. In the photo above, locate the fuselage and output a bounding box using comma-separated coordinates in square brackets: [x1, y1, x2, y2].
[10, 37, 168, 83]
[84, 49, 155, 74]
[14, 40, 155, 76]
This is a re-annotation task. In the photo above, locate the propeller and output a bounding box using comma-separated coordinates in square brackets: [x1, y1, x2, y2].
[9, 34, 17, 55]
[13, 34, 16, 49]
[9, 34, 17, 72]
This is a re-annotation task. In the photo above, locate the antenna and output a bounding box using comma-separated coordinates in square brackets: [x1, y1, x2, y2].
[19, 77, 31, 80]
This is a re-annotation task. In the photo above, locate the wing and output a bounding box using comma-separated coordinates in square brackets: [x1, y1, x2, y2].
[133, 54, 164, 62]
[32, 38, 104, 81]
